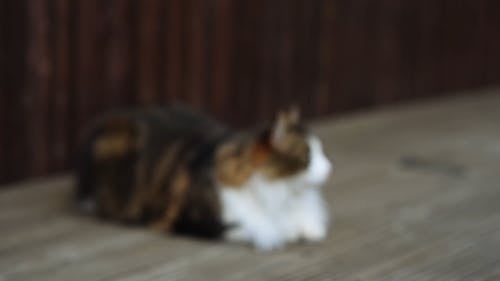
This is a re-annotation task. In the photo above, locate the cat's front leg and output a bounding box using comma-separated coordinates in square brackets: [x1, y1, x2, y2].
[220, 189, 287, 251]
[294, 188, 329, 242]
[225, 222, 286, 251]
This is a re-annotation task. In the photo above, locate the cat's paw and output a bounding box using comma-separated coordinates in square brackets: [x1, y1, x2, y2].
[251, 227, 286, 251]
[285, 231, 301, 243]
[281, 222, 301, 243]
[225, 225, 285, 251]
[224, 226, 249, 242]
[253, 235, 285, 251]
[301, 223, 327, 242]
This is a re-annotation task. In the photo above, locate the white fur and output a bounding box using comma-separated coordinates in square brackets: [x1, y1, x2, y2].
[218, 136, 332, 251]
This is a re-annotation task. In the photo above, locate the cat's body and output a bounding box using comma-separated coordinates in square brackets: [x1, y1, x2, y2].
[76, 105, 332, 250]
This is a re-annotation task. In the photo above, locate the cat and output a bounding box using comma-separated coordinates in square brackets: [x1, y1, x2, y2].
[76, 105, 332, 251]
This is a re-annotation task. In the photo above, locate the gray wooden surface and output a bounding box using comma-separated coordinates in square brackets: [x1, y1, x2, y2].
[1, 90, 500, 281]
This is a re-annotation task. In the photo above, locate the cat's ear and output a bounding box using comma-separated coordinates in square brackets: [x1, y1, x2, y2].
[288, 105, 300, 124]
[271, 111, 288, 146]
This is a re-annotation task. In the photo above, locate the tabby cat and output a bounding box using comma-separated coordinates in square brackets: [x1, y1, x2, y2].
[76, 105, 332, 250]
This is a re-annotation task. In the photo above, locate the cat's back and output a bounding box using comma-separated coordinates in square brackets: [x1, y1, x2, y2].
[89, 105, 228, 148]
[76, 106, 228, 228]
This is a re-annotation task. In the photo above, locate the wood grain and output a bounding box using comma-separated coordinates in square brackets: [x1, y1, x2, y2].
[137, 0, 161, 105]
[27, 0, 51, 176]
[164, 0, 184, 104]
[2, 0, 500, 184]
[1, 91, 500, 280]
[52, 0, 71, 172]
[107, 0, 134, 106]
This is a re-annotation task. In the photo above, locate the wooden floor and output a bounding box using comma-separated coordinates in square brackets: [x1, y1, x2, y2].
[2, 89, 500, 281]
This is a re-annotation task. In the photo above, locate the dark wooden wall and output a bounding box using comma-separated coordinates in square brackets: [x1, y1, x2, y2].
[1, 0, 500, 185]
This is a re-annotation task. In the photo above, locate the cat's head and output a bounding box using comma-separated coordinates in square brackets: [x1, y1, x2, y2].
[216, 107, 332, 187]
[259, 106, 332, 186]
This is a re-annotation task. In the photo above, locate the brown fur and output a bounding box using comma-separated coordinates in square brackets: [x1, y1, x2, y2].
[76, 105, 311, 239]
[215, 109, 310, 185]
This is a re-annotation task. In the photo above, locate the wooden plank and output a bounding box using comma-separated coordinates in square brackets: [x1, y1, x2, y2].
[397, 1, 418, 101]
[462, 0, 487, 89]
[164, 0, 184, 103]
[277, 0, 297, 114]
[137, 0, 162, 105]
[232, 0, 258, 127]
[316, 0, 336, 116]
[75, 0, 104, 138]
[325, 0, 356, 112]
[484, 0, 500, 85]
[414, 0, 443, 96]
[0, 0, 7, 183]
[255, 0, 278, 124]
[51, 0, 71, 172]
[274, 0, 293, 115]
[476, 0, 489, 88]
[372, 0, 402, 104]
[1, 90, 500, 280]
[212, 0, 232, 120]
[1, 0, 29, 184]
[345, 0, 378, 109]
[106, 0, 134, 107]
[4, 0, 500, 186]
[439, 0, 480, 93]
[184, 0, 206, 110]
[26, 0, 51, 176]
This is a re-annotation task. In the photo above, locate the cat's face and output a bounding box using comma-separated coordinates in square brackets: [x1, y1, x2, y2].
[215, 107, 332, 187]
[262, 108, 332, 186]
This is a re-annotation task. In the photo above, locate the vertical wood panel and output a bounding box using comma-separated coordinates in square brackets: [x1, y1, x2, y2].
[107, 0, 134, 106]
[3, 0, 28, 183]
[316, 0, 336, 115]
[2, 0, 500, 185]
[52, 0, 71, 171]
[440, 0, 476, 92]
[255, 0, 277, 123]
[213, 0, 232, 119]
[293, 0, 309, 115]
[373, 0, 402, 104]
[76, 0, 102, 138]
[476, 0, 488, 88]
[232, 0, 257, 127]
[305, 1, 322, 117]
[184, 0, 206, 110]
[326, 0, 350, 111]
[265, 0, 282, 121]
[464, 0, 481, 90]
[398, 1, 418, 101]
[277, 0, 295, 113]
[27, 0, 51, 176]
[165, 0, 184, 103]
[275, 0, 292, 115]
[347, 0, 377, 108]
[137, 0, 161, 104]
[484, 0, 500, 85]
[0, 0, 7, 182]
[414, 0, 441, 96]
